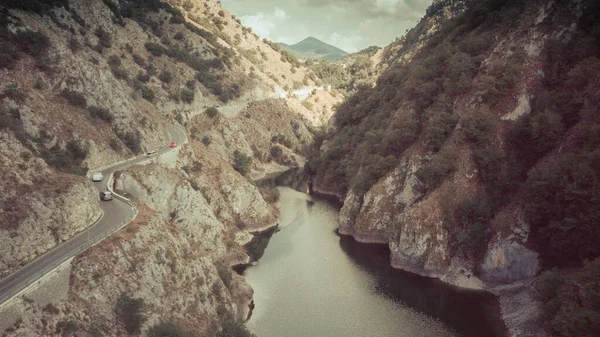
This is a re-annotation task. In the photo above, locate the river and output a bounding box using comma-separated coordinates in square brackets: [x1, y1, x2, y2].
[244, 186, 506, 337]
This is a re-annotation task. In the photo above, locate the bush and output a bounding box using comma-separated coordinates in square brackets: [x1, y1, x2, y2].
[202, 135, 212, 146]
[139, 86, 155, 102]
[524, 152, 600, 266]
[132, 53, 147, 67]
[416, 148, 457, 191]
[159, 69, 173, 83]
[180, 88, 194, 103]
[474, 147, 504, 182]
[88, 106, 114, 123]
[94, 27, 112, 48]
[534, 259, 600, 337]
[61, 89, 87, 108]
[205, 107, 219, 118]
[40, 140, 89, 175]
[120, 130, 142, 154]
[185, 80, 196, 90]
[460, 110, 497, 145]
[454, 194, 493, 259]
[424, 112, 458, 152]
[233, 150, 252, 175]
[136, 71, 150, 83]
[116, 293, 146, 335]
[107, 55, 128, 80]
[15, 30, 51, 57]
[270, 146, 283, 159]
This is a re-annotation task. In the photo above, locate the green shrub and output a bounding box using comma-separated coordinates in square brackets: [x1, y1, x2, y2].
[94, 27, 112, 48]
[185, 80, 196, 90]
[145, 42, 168, 57]
[424, 112, 458, 152]
[180, 88, 194, 103]
[136, 71, 150, 83]
[107, 55, 128, 80]
[61, 89, 87, 108]
[159, 69, 173, 83]
[205, 107, 219, 118]
[460, 110, 497, 145]
[454, 194, 493, 259]
[40, 140, 88, 175]
[270, 146, 283, 159]
[534, 259, 600, 337]
[139, 86, 155, 102]
[201, 135, 212, 146]
[416, 148, 457, 191]
[116, 292, 146, 335]
[88, 106, 114, 123]
[474, 147, 504, 182]
[524, 152, 600, 266]
[132, 53, 147, 67]
[233, 150, 252, 175]
[120, 130, 142, 154]
[15, 30, 51, 57]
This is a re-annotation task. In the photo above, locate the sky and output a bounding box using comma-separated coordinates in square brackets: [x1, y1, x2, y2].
[220, 0, 433, 53]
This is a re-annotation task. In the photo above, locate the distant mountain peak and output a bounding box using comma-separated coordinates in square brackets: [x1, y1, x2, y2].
[278, 37, 348, 61]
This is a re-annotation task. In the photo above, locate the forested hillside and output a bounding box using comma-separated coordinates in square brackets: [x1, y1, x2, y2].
[310, 0, 600, 335]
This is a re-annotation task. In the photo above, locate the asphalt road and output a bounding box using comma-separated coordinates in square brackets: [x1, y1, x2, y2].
[0, 124, 187, 305]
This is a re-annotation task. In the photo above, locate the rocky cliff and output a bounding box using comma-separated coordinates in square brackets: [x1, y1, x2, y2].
[0, 0, 340, 335]
[311, 0, 600, 335]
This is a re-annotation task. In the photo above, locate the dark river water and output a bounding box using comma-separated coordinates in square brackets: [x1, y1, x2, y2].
[244, 185, 506, 337]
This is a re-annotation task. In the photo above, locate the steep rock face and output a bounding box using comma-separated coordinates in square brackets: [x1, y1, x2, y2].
[1, 0, 339, 282]
[0, 0, 341, 335]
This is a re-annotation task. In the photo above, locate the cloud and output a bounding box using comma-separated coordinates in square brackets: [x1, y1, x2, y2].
[240, 7, 289, 39]
[222, 0, 432, 51]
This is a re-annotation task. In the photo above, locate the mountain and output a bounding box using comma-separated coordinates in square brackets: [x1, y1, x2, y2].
[0, 0, 341, 335]
[309, 0, 600, 336]
[278, 37, 348, 61]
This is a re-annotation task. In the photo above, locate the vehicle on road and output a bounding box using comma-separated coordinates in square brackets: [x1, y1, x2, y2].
[92, 172, 103, 182]
[146, 150, 156, 156]
[99, 191, 113, 201]
[170, 142, 177, 148]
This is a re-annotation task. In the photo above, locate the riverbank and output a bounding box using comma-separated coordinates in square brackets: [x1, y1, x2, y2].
[244, 187, 505, 337]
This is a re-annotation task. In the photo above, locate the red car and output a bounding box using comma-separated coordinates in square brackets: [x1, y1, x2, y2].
[99, 191, 113, 201]
[170, 142, 177, 148]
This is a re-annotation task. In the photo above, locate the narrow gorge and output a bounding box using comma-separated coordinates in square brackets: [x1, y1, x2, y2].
[1, 0, 599, 337]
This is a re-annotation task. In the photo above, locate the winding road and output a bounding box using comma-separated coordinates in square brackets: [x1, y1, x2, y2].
[0, 124, 187, 305]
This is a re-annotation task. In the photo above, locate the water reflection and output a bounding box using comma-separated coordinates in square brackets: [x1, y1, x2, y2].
[245, 184, 505, 337]
[339, 236, 506, 337]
